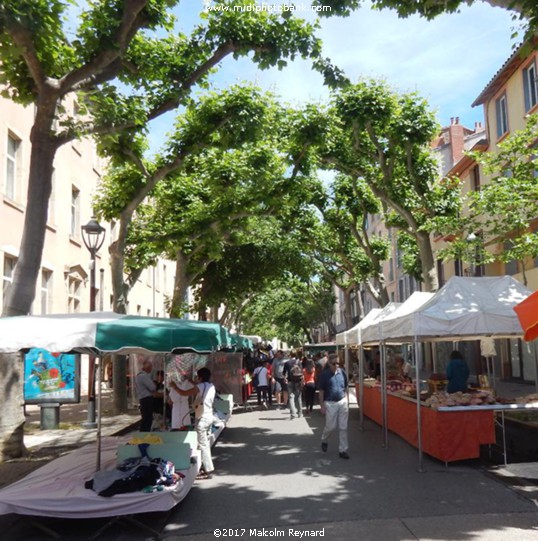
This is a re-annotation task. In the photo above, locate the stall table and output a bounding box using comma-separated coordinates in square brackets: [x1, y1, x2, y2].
[357, 383, 496, 463]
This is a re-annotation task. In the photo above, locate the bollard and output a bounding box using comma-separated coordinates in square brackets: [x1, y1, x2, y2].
[40, 403, 61, 430]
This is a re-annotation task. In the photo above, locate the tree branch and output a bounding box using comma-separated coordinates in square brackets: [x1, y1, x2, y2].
[4, 18, 47, 91]
[60, 0, 149, 92]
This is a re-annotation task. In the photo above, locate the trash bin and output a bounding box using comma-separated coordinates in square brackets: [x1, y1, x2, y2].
[40, 403, 60, 430]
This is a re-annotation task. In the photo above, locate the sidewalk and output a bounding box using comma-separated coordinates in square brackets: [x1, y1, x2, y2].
[0, 389, 140, 489]
[0, 392, 537, 540]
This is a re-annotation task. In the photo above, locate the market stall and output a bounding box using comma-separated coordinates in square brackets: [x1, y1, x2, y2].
[357, 382, 496, 463]
[356, 276, 536, 469]
[0, 311, 233, 470]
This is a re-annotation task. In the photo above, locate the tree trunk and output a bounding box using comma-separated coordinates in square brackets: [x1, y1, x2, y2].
[1, 103, 57, 459]
[343, 286, 354, 329]
[210, 305, 219, 322]
[169, 251, 193, 317]
[0, 353, 26, 459]
[416, 230, 439, 292]
[3, 117, 56, 316]
[112, 354, 129, 414]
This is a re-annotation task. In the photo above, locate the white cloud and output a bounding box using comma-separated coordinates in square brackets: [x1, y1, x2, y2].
[151, 2, 519, 147]
[207, 3, 517, 128]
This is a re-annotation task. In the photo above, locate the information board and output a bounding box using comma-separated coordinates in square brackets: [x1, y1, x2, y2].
[23, 348, 81, 404]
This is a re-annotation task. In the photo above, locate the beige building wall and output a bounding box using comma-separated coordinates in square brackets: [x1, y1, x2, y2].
[472, 44, 538, 291]
[1, 95, 177, 392]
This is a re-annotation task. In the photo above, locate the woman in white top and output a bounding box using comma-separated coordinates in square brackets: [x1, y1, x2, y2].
[169, 377, 194, 429]
[170, 367, 216, 479]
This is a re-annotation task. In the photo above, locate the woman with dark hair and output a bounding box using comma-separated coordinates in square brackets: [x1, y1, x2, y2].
[170, 367, 216, 479]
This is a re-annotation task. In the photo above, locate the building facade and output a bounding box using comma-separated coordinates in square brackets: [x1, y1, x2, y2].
[1, 94, 176, 392]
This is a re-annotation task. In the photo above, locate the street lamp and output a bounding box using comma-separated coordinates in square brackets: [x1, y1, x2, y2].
[466, 232, 477, 277]
[81, 217, 105, 428]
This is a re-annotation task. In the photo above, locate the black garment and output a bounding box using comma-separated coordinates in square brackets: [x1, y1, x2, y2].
[139, 396, 154, 432]
[304, 382, 316, 411]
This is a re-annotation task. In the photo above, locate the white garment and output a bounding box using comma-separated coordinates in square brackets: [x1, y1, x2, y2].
[321, 397, 349, 453]
[195, 382, 216, 473]
[169, 380, 193, 429]
[196, 382, 216, 421]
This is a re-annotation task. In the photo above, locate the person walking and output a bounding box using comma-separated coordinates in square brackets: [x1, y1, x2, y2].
[272, 350, 288, 408]
[303, 358, 316, 414]
[319, 353, 349, 459]
[253, 362, 270, 409]
[284, 351, 304, 419]
[134, 359, 163, 432]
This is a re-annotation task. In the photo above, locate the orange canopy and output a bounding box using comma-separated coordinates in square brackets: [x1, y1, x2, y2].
[513, 289, 538, 342]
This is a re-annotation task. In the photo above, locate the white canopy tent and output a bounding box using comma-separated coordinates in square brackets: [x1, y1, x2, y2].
[382, 276, 532, 343]
[360, 302, 402, 346]
[378, 292, 436, 343]
[358, 276, 534, 470]
[335, 308, 384, 346]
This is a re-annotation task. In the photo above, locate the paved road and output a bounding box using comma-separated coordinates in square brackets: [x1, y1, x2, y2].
[1, 403, 537, 540]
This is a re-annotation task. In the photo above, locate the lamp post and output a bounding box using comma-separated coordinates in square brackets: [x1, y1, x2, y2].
[81, 217, 105, 428]
[466, 232, 477, 276]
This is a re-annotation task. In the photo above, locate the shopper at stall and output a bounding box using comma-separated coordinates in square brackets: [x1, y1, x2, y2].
[319, 353, 349, 459]
[169, 375, 194, 430]
[446, 350, 470, 393]
[372, 350, 381, 379]
[135, 359, 163, 432]
[170, 367, 216, 479]
[153, 370, 171, 427]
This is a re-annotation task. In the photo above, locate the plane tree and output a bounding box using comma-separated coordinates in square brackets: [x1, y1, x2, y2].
[0, 0, 354, 458]
[291, 80, 459, 293]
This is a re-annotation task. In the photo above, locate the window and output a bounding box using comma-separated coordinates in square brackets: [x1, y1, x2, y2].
[523, 60, 538, 113]
[495, 94, 509, 138]
[41, 270, 52, 314]
[388, 257, 394, 281]
[68, 277, 81, 313]
[5, 133, 20, 200]
[436, 259, 445, 287]
[471, 165, 480, 192]
[2, 255, 16, 309]
[70, 186, 80, 237]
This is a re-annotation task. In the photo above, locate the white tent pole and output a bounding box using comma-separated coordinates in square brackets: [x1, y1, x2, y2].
[344, 335, 350, 384]
[415, 338, 424, 472]
[96, 355, 102, 472]
[490, 355, 496, 392]
[359, 346, 364, 431]
[534, 341, 538, 394]
[381, 341, 388, 449]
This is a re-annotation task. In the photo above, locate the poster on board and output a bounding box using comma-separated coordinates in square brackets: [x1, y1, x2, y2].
[23, 348, 81, 404]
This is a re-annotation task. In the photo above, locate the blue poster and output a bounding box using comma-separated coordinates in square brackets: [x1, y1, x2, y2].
[24, 348, 80, 403]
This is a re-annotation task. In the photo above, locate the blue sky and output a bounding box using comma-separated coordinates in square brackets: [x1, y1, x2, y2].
[146, 1, 519, 151]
